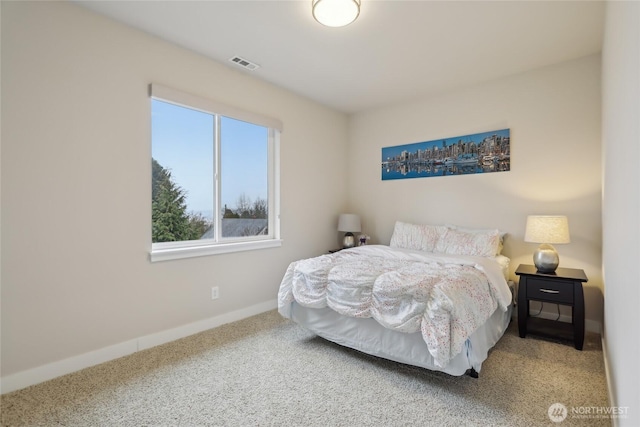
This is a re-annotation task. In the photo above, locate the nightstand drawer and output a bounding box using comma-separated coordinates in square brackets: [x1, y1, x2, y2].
[526, 278, 573, 304]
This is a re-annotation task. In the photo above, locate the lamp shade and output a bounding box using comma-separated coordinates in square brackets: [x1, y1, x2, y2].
[312, 0, 360, 27]
[338, 214, 361, 233]
[524, 215, 571, 244]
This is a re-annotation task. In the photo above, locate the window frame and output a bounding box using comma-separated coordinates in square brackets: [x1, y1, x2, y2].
[149, 84, 282, 262]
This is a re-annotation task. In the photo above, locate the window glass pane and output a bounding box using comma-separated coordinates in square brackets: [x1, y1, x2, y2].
[151, 99, 214, 243]
[220, 116, 269, 238]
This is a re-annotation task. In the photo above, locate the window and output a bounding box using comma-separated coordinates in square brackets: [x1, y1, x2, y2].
[150, 84, 282, 262]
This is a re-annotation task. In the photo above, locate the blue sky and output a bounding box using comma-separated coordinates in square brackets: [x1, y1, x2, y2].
[151, 100, 267, 219]
[382, 128, 510, 159]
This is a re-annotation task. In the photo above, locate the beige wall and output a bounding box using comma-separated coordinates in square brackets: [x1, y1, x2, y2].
[0, 1, 348, 377]
[0, 0, 3, 380]
[602, 1, 640, 424]
[348, 55, 603, 327]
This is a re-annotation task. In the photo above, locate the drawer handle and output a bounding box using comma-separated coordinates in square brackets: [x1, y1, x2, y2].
[539, 289, 560, 294]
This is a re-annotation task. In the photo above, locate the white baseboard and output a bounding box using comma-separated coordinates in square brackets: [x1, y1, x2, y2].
[0, 299, 277, 395]
[513, 305, 602, 334]
[601, 334, 618, 427]
[534, 310, 602, 334]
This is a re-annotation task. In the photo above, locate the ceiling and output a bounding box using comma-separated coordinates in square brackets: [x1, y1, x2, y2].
[75, 0, 605, 114]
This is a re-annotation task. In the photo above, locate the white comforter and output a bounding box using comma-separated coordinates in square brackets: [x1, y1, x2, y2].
[278, 245, 512, 368]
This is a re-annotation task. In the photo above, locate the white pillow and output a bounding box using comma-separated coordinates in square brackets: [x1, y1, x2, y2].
[435, 228, 501, 258]
[389, 221, 446, 253]
[445, 224, 506, 255]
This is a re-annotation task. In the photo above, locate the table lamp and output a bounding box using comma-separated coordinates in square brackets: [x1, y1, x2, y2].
[524, 215, 570, 273]
[338, 214, 361, 248]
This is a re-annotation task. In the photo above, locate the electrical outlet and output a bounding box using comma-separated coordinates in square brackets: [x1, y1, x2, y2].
[211, 286, 220, 300]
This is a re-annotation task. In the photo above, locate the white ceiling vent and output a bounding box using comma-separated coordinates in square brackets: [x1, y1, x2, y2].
[228, 56, 260, 71]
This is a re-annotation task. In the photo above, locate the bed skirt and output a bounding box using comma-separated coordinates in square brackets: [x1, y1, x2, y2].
[289, 301, 513, 376]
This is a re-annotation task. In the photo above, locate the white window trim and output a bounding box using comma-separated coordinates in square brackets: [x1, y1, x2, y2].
[149, 84, 282, 262]
[150, 239, 283, 262]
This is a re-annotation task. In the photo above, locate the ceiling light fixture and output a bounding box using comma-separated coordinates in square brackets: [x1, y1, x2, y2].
[312, 0, 361, 28]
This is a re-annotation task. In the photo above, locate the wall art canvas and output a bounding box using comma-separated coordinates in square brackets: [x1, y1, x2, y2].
[381, 128, 510, 181]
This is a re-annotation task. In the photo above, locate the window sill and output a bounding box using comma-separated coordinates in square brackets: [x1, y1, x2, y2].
[150, 239, 283, 262]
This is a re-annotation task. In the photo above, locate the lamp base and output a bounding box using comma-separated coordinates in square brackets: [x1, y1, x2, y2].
[343, 232, 355, 249]
[533, 243, 559, 273]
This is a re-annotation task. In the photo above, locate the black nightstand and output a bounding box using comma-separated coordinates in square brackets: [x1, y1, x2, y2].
[515, 264, 588, 350]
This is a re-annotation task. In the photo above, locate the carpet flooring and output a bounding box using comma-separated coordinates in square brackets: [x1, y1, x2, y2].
[1, 310, 609, 426]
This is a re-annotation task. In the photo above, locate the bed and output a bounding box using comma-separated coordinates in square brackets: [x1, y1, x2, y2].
[278, 221, 513, 377]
